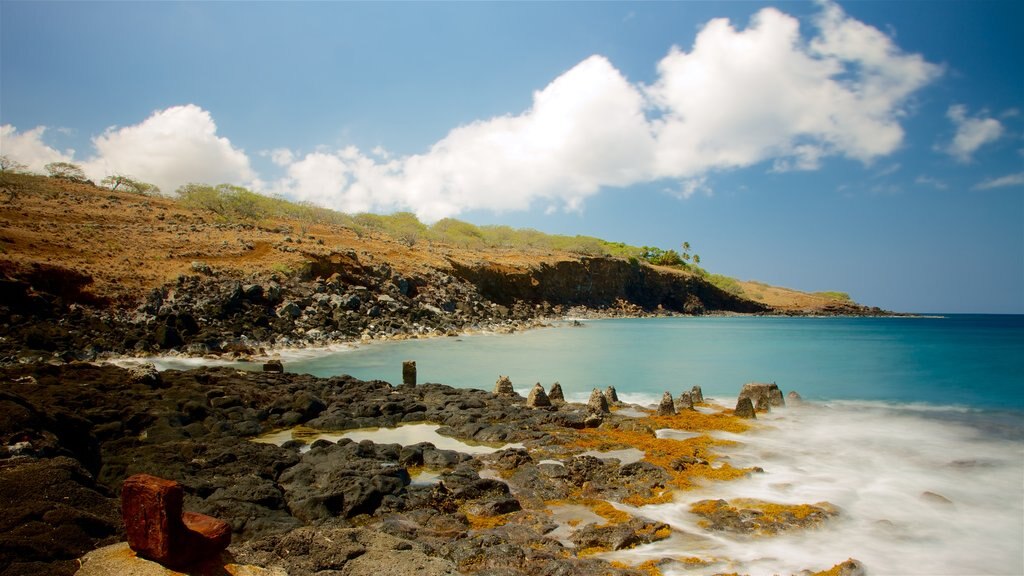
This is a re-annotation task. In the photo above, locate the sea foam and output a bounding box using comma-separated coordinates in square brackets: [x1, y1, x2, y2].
[607, 401, 1024, 575]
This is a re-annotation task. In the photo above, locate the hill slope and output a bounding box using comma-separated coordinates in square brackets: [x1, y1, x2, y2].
[0, 173, 881, 360]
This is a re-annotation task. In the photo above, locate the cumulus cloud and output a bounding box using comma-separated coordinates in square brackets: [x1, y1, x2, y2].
[84, 105, 254, 193]
[943, 105, 1004, 163]
[1, 105, 252, 194]
[272, 1, 940, 221]
[973, 172, 1024, 191]
[3, 1, 940, 219]
[0, 125, 74, 171]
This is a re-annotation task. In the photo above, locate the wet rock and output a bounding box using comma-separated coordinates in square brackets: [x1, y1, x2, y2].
[787, 390, 803, 404]
[570, 517, 671, 551]
[689, 499, 838, 535]
[262, 359, 283, 373]
[526, 383, 551, 408]
[690, 385, 704, 404]
[674, 391, 694, 411]
[734, 397, 756, 419]
[548, 382, 565, 403]
[657, 391, 675, 416]
[128, 363, 161, 387]
[402, 360, 417, 387]
[815, 558, 867, 576]
[739, 382, 785, 411]
[604, 386, 619, 404]
[493, 376, 516, 396]
[587, 388, 609, 414]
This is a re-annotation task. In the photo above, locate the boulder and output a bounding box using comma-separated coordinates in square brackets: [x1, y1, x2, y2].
[604, 386, 619, 404]
[734, 397, 756, 419]
[493, 375, 516, 396]
[657, 391, 675, 416]
[548, 382, 565, 403]
[738, 382, 785, 411]
[587, 388, 609, 414]
[262, 359, 284, 373]
[690, 385, 704, 404]
[526, 383, 551, 408]
[674, 391, 694, 411]
[121, 473, 231, 569]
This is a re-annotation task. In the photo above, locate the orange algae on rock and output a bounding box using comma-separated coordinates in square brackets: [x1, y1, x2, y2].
[689, 498, 839, 536]
[644, 409, 752, 434]
[463, 511, 513, 530]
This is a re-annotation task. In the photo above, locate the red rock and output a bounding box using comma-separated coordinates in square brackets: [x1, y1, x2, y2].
[121, 473, 231, 569]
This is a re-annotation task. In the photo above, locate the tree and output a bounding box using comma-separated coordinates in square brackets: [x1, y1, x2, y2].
[102, 174, 160, 195]
[0, 155, 28, 173]
[45, 161, 88, 183]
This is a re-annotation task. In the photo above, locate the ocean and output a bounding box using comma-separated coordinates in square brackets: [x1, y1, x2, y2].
[155, 315, 1024, 574]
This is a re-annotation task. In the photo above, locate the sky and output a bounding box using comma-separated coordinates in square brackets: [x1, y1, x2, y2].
[1, 1, 1022, 314]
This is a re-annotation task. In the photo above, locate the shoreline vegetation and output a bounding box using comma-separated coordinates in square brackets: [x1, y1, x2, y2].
[0, 170, 879, 575]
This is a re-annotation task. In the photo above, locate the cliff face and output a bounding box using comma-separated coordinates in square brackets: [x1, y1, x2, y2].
[448, 257, 767, 314]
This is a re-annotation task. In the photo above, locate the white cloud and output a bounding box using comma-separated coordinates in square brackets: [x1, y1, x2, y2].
[1, 105, 253, 194]
[266, 148, 295, 167]
[943, 104, 1004, 163]
[271, 1, 940, 221]
[973, 172, 1024, 191]
[0, 125, 74, 171]
[84, 105, 254, 193]
[3, 2, 941, 220]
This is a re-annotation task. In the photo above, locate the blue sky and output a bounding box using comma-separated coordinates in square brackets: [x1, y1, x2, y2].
[1, 1, 1022, 314]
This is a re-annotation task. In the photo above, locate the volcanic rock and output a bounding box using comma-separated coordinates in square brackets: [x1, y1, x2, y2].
[526, 383, 551, 408]
[657, 391, 676, 416]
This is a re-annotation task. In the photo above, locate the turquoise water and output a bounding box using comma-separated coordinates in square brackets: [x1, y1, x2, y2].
[285, 315, 1024, 411]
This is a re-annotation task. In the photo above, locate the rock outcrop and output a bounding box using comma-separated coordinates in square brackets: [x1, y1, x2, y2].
[526, 383, 551, 408]
[657, 391, 676, 416]
[738, 382, 785, 411]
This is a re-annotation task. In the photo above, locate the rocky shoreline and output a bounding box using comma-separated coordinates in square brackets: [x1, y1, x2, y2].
[0, 360, 866, 576]
[0, 251, 886, 368]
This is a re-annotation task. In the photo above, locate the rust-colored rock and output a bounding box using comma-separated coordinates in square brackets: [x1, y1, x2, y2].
[121, 473, 231, 569]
